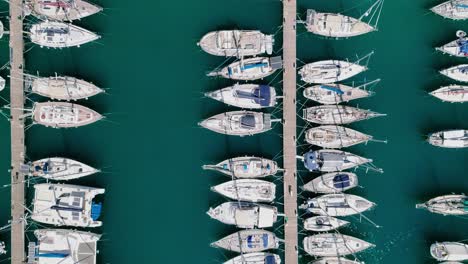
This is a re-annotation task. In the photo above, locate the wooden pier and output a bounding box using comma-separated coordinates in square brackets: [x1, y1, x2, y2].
[9, 0, 26, 263]
[282, 0, 298, 264]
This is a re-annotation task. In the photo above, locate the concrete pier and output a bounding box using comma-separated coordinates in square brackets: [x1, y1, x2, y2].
[282, 1, 298, 264]
[9, 0, 26, 263]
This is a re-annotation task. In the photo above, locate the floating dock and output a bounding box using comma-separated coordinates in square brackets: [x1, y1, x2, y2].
[9, 0, 26, 263]
[282, 1, 298, 264]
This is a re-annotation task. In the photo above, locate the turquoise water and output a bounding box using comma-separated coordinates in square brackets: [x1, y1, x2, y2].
[0, 0, 467, 263]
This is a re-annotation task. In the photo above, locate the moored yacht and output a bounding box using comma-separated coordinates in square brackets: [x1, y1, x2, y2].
[303, 233, 374, 257]
[312, 258, 363, 264]
[431, 0, 468, 20]
[305, 10, 375, 38]
[205, 84, 277, 109]
[304, 216, 349, 232]
[25, 157, 99, 180]
[30, 21, 100, 48]
[211, 179, 276, 203]
[32, 102, 103, 128]
[431, 242, 468, 261]
[211, 229, 279, 253]
[416, 194, 468, 215]
[303, 83, 372, 104]
[303, 172, 358, 193]
[207, 202, 278, 228]
[300, 193, 376, 216]
[199, 111, 278, 136]
[26, 0, 103, 21]
[305, 125, 373, 148]
[32, 183, 105, 227]
[440, 64, 468, 82]
[301, 149, 373, 172]
[198, 30, 274, 57]
[303, 105, 385, 125]
[29, 75, 103, 101]
[430, 85, 468, 103]
[224, 253, 281, 264]
[299, 60, 366, 84]
[428, 130, 468, 148]
[208, 57, 282, 81]
[436, 31, 468, 58]
[202, 156, 279, 178]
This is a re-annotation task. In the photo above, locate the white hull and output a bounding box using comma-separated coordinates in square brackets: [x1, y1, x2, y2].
[305, 125, 372, 148]
[199, 111, 273, 136]
[305, 10, 374, 38]
[299, 60, 366, 84]
[211, 230, 279, 253]
[431, 242, 468, 261]
[30, 21, 100, 48]
[209, 57, 281, 81]
[302, 149, 373, 172]
[303, 105, 384, 125]
[31, 75, 103, 100]
[440, 64, 468, 82]
[29, 157, 99, 180]
[303, 83, 371, 104]
[312, 258, 363, 264]
[28, 0, 103, 21]
[416, 194, 468, 215]
[211, 179, 276, 203]
[224, 253, 281, 264]
[430, 85, 468, 102]
[437, 37, 468, 58]
[303, 216, 349, 232]
[300, 193, 375, 216]
[199, 30, 273, 57]
[207, 202, 278, 228]
[303, 233, 374, 257]
[431, 0, 468, 20]
[205, 84, 277, 109]
[428, 130, 468, 148]
[203, 156, 279, 178]
[303, 172, 358, 193]
[33, 102, 102, 128]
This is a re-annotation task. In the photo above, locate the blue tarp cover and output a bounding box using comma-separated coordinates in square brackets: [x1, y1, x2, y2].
[266, 255, 276, 264]
[241, 62, 268, 71]
[91, 202, 102, 221]
[459, 40, 468, 55]
[38, 252, 69, 258]
[320, 85, 344, 95]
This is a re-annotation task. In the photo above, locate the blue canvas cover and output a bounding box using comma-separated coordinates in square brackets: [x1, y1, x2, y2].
[38, 252, 70, 258]
[235, 85, 272, 106]
[320, 85, 344, 95]
[265, 255, 276, 264]
[303, 151, 320, 171]
[333, 174, 351, 189]
[240, 114, 256, 128]
[456, 4, 468, 8]
[241, 62, 268, 71]
[459, 40, 468, 55]
[262, 234, 269, 248]
[91, 202, 102, 221]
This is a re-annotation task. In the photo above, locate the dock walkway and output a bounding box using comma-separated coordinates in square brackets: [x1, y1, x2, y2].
[282, 1, 298, 264]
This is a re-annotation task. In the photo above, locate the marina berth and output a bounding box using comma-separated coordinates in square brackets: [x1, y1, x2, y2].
[211, 179, 276, 203]
[436, 31, 468, 58]
[29, 74, 104, 101]
[30, 21, 100, 48]
[428, 130, 468, 148]
[199, 111, 279, 136]
[211, 229, 279, 253]
[28, 229, 101, 264]
[202, 156, 279, 178]
[430, 85, 468, 103]
[301, 149, 373, 172]
[431, 0, 468, 20]
[26, 0, 103, 21]
[305, 125, 373, 148]
[303, 216, 349, 232]
[205, 84, 277, 109]
[300, 193, 376, 217]
[303, 105, 385, 125]
[25, 157, 99, 180]
[303, 233, 374, 257]
[303, 172, 358, 193]
[299, 60, 366, 84]
[207, 202, 278, 228]
[303, 83, 373, 104]
[32, 183, 105, 227]
[198, 30, 274, 57]
[440, 64, 468, 82]
[431, 242, 468, 261]
[32, 102, 103, 128]
[207, 56, 283, 81]
[224, 253, 281, 264]
[312, 258, 363, 264]
[416, 194, 468, 215]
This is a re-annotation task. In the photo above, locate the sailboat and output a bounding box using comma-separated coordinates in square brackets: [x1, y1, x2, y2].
[303, 105, 385, 125]
[303, 172, 358, 193]
[211, 179, 276, 203]
[431, 242, 468, 261]
[211, 229, 279, 253]
[430, 85, 468, 103]
[32, 102, 103, 128]
[300, 193, 376, 216]
[30, 21, 100, 48]
[311, 258, 363, 264]
[416, 194, 468, 215]
[26, 0, 103, 21]
[299, 60, 367, 84]
[207, 202, 278, 228]
[205, 84, 278, 109]
[303, 83, 374, 104]
[25, 157, 99, 180]
[431, 0, 468, 20]
[32, 183, 105, 227]
[428, 130, 468, 148]
[303, 233, 374, 257]
[202, 156, 279, 178]
[199, 111, 279, 136]
[303, 216, 349, 232]
[198, 30, 274, 57]
[301, 149, 374, 172]
[305, 125, 374, 148]
[436, 30, 468, 58]
[207, 56, 282, 81]
[440, 64, 468, 82]
[224, 253, 281, 264]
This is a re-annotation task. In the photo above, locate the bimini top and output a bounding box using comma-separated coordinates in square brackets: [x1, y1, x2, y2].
[235, 85, 272, 107]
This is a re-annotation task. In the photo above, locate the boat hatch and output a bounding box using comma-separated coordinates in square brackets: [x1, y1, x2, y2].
[270, 56, 283, 70]
[240, 114, 256, 128]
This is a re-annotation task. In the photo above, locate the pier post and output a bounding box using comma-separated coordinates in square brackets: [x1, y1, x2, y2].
[9, 0, 25, 263]
[282, 0, 298, 264]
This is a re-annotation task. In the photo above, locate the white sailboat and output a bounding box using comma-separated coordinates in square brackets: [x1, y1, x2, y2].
[303, 233, 374, 257]
[305, 125, 374, 148]
[311, 258, 363, 264]
[303, 82, 375, 104]
[301, 149, 374, 172]
[303, 105, 385, 125]
[211, 229, 279, 253]
[300, 193, 376, 216]
[431, 0, 468, 20]
[205, 84, 278, 109]
[202, 156, 279, 178]
[431, 242, 468, 261]
[430, 85, 468, 103]
[416, 194, 468, 215]
[428, 130, 468, 148]
[440, 64, 468, 82]
[211, 179, 276, 203]
[32, 183, 105, 227]
[26, 157, 99, 180]
[26, 0, 103, 21]
[303, 172, 358, 193]
[30, 21, 100, 48]
[436, 31, 468, 58]
[207, 202, 278, 228]
[303, 216, 349, 232]
[224, 253, 281, 264]
[299, 60, 367, 84]
[32, 102, 103, 128]
[207, 56, 282, 81]
[199, 111, 279, 136]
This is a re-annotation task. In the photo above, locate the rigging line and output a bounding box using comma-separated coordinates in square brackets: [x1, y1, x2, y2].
[267, 69, 284, 86]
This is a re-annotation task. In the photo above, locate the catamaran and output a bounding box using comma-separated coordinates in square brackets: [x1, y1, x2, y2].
[30, 21, 100, 48]
[205, 84, 278, 109]
[301, 149, 373, 172]
[32, 183, 104, 227]
[199, 111, 279, 136]
[303, 105, 385, 125]
[440, 64, 468, 82]
[211, 229, 279, 253]
[303, 172, 358, 193]
[431, 242, 468, 261]
[202, 156, 279, 178]
[299, 60, 367, 84]
[304, 216, 349, 232]
[436, 30, 468, 58]
[428, 130, 468, 148]
[224, 253, 281, 264]
[430, 85, 468, 102]
[300, 193, 376, 216]
[207, 202, 278, 228]
[208, 57, 282, 81]
[28, 74, 103, 101]
[312, 258, 363, 264]
[26, 0, 103, 21]
[303, 233, 374, 257]
[305, 125, 374, 148]
[25, 157, 99, 180]
[198, 30, 274, 57]
[303, 83, 373, 104]
[211, 179, 276, 203]
[28, 229, 101, 264]
[431, 0, 468, 20]
[32, 102, 103, 128]
[416, 194, 468, 215]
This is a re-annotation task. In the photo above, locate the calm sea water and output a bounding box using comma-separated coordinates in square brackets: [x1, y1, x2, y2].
[0, 0, 467, 263]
